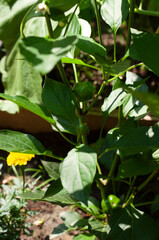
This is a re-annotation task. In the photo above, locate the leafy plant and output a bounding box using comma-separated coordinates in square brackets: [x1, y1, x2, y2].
[0, 0, 159, 239]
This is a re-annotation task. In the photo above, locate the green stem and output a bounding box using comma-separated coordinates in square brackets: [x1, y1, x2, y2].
[107, 62, 143, 83]
[73, 63, 79, 83]
[93, 0, 105, 79]
[126, 0, 136, 53]
[113, 32, 117, 63]
[104, 154, 119, 186]
[124, 177, 136, 203]
[123, 193, 135, 208]
[44, 150, 64, 161]
[86, 62, 143, 114]
[93, 0, 103, 46]
[134, 8, 159, 17]
[137, 170, 157, 192]
[45, 13, 69, 87]
[86, 81, 106, 113]
[135, 200, 159, 207]
[63, 2, 81, 36]
[20, 166, 25, 193]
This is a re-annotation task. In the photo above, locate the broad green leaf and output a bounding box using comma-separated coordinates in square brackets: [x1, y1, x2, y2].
[0, 94, 56, 126]
[130, 32, 159, 76]
[47, 0, 80, 12]
[50, 224, 68, 239]
[113, 126, 159, 156]
[42, 78, 79, 134]
[21, 189, 45, 200]
[78, 196, 100, 215]
[0, 130, 46, 154]
[101, 0, 129, 33]
[60, 144, 97, 204]
[41, 161, 60, 180]
[0, 39, 42, 113]
[73, 233, 96, 240]
[60, 211, 82, 228]
[76, 35, 107, 65]
[151, 195, 159, 214]
[43, 179, 76, 205]
[117, 155, 158, 178]
[98, 128, 119, 169]
[104, 60, 131, 75]
[0, 0, 36, 49]
[124, 86, 159, 118]
[101, 88, 127, 119]
[107, 206, 159, 240]
[19, 35, 78, 74]
[88, 219, 108, 240]
[61, 57, 100, 71]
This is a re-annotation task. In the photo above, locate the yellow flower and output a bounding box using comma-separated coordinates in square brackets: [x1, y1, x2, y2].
[7, 152, 35, 166]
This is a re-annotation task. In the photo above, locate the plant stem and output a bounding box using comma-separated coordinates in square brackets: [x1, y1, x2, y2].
[113, 32, 117, 63]
[137, 170, 157, 192]
[93, 0, 105, 79]
[134, 8, 159, 17]
[20, 166, 25, 193]
[124, 177, 136, 203]
[63, 2, 81, 36]
[135, 200, 159, 207]
[86, 62, 143, 114]
[126, 0, 136, 53]
[45, 13, 69, 87]
[104, 154, 119, 186]
[123, 193, 135, 208]
[73, 63, 79, 83]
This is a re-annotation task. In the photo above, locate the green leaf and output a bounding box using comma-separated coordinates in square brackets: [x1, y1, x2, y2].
[43, 179, 76, 205]
[101, 88, 127, 119]
[61, 57, 100, 71]
[107, 206, 159, 240]
[19, 35, 78, 74]
[0, 94, 56, 126]
[73, 233, 96, 240]
[60, 144, 97, 204]
[0, 0, 36, 49]
[60, 211, 82, 228]
[113, 126, 159, 156]
[50, 224, 68, 239]
[88, 219, 108, 240]
[0, 39, 42, 113]
[151, 195, 159, 214]
[104, 60, 131, 75]
[0, 130, 46, 154]
[76, 35, 107, 65]
[73, 81, 95, 102]
[41, 161, 60, 180]
[130, 32, 159, 76]
[117, 155, 158, 178]
[101, 0, 129, 33]
[47, 0, 81, 12]
[42, 77, 79, 135]
[98, 128, 119, 170]
[126, 89, 159, 119]
[21, 189, 45, 200]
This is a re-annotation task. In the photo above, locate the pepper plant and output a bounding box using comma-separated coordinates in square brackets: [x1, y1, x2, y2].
[0, 0, 159, 239]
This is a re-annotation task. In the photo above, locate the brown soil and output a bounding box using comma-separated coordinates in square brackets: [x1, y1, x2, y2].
[20, 200, 76, 240]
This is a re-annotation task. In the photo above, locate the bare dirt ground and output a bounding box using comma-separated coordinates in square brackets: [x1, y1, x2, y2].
[20, 200, 77, 240]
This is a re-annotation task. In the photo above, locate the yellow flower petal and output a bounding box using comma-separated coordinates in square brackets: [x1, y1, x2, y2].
[7, 152, 35, 166]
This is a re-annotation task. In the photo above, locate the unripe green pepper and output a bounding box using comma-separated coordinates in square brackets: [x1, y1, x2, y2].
[101, 195, 121, 213]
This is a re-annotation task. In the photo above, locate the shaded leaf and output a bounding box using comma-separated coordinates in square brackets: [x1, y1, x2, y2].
[42, 77, 79, 134]
[0, 130, 46, 155]
[41, 161, 60, 180]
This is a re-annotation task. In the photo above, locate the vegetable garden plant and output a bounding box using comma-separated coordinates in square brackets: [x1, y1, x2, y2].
[0, 0, 159, 239]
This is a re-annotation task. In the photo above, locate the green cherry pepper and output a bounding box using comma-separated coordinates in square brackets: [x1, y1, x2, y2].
[108, 195, 121, 209]
[101, 195, 121, 213]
